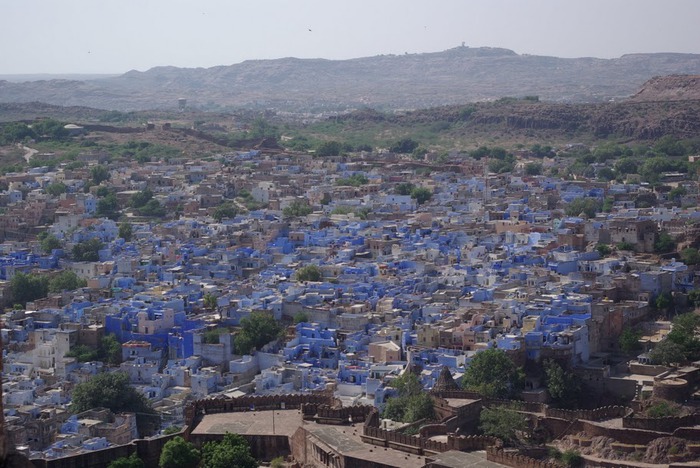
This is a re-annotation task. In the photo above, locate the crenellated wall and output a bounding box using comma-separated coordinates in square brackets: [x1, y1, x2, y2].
[622, 413, 700, 433]
[30, 432, 182, 468]
[545, 405, 631, 422]
[486, 447, 560, 468]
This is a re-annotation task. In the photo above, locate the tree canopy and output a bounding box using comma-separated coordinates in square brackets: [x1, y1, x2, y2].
[159, 436, 200, 468]
[136, 199, 166, 218]
[382, 372, 435, 423]
[212, 202, 238, 222]
[462, 349, 524, 398]
[96, 193, 120, 220]
[39, 232, 63, 254]
[650, 312, 700, 364]
[119, 222, 133, 242]
[543, 360, 581, 409]
[479, 405, 528, 446]
[129, 189, 153, 209]
[48, 270, 86, 293]
[108, 453, 144, 468]
[283, 199, 313, 217]
[296, 264, 321, 282]
[390, 138, 419, 154]
[654, 231, 675, 253]
[234, 312, 283, 355]
[90, 165, 110, 184]
[72, 238, 103, 262]
[11, 272, 48, 306]
[395, 182, 415, 196]
[410, 186, 432, 205]
[316, 140, 343, 157]
[45, 182, 68, 196]
[565, 198, 602, 218]
[71, 372, 158, 436]
[200, 433, 257, 468]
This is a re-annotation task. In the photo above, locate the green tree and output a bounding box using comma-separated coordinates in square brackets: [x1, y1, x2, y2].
[635, 192, 658, 208]
[95, 186, 111, 198]
[234, 312, 283, 355]
[355, 207, 372, 220]
[688, 290, 700, 308]
[646, 401, 681, 418]
[649, 339, 686, 366]
[159, 436, 201, 468]
[524, 163, 542, 176]
[389, 371, 423, 397]
[293, 311, 309, 324]
[108, 453, 145, 468]
[249, 117, 279, 140]
[283, 199, 313, 217]
[119, 222, 133, 242]
[479, 405, 528, 446]
[162, 426, 182, 435]
[543, 360, 581, 409]
[615, 158, 639, 175]
[48, 270, 86, 293]
[391, 138, 419, 154]
[39, 233, 63, 254]
[316, 141, 343, 157]
[33, 119, 68, 140]
[602, 197, 614, 213]
[412, 146, 428, 159]
[11, 272, 49, 305]
[72, 238, 103, 262]
[203, 293, 218, 311]
[296, 264, 321, 282]
[137, 199, 166, 218]
[97, 193, 120, 220]
[619, 327, 643, 354]
[462, 349, 524, 398]
[129, 189, 153, 209]
[101, 334, 123, 365]
[72, 372, 159, 436]
[382, 372, 435, 423]
[488, 155, 515, 174]
[90, 165, 110, 184]
[336, 174, 369, 186]
[654, 231, 675, 253]
[655, 292, 673, 314]
[201, 433, 256, 468]
[596, 244, 612, 257]
[616, 241, 635, 251]
[681, 248, 700, 265]
[597, 167, 616, 181]
[654, 135, 686, 156]
[395, 182, 415, 196]
[565, 198, 602, 218]
[65, 344, 99, 362]
[45, 182, 67, 196]
[410, 186, 432, 205]
[66, 334, 122, 364]
[1, 122, 36, 144]
[212, 202, 238, 222]
[530, 144, 554, 158]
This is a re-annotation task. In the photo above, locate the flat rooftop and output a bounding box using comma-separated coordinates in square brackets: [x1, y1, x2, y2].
[426, 450, 509, 468]
[192, 409, 302, 437]
[191, 409, 499, 467]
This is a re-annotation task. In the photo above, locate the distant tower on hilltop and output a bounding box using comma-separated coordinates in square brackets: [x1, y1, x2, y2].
[178, 98, 187, 111]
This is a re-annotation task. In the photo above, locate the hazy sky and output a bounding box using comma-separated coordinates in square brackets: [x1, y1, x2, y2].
[4, 0, 700, 75]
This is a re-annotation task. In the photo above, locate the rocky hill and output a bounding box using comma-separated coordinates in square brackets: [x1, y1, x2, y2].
[629, 75, 700, 102]
[2, 47, 700, 112]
